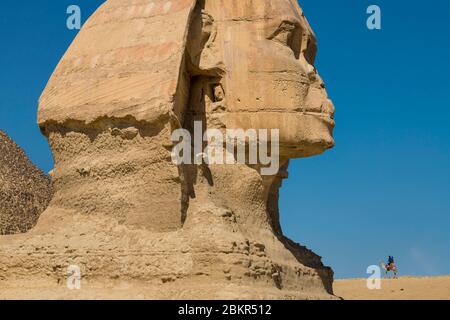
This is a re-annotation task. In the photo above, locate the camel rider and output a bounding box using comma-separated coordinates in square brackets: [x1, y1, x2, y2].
[387, 256, 395, 268]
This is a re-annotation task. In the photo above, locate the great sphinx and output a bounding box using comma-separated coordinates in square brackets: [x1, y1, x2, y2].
[0, 0, 336, 299]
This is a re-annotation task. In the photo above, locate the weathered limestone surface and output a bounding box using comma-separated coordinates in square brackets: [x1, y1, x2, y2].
[0, 0, 336, 299]
[0, 131, 53, 235]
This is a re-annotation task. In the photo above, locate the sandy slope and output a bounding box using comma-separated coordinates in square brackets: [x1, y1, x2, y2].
[334, 276, 450, 300]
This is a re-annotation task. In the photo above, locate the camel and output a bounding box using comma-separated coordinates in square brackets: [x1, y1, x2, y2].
[380, 262, 398, 279]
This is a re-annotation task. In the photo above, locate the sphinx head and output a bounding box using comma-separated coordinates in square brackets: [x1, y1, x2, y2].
[182, 0, 335, 161]
[37, 0, 334, 232]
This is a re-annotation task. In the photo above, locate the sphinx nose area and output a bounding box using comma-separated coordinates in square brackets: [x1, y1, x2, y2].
[304, 61, 333, 116]
[305, 62, 325, 89]
[310, 71, 326, 90]
[322, 99, 335, 117]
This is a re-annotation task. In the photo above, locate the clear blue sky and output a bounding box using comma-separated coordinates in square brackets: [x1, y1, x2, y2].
[0, 1, 449, 279]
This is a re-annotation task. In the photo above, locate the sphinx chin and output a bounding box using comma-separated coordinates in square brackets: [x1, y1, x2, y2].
[276, 111, 335, 158]
[281, 140, 335, 159]
[214, 111, 335, 159]
[282, 128, 334, 160]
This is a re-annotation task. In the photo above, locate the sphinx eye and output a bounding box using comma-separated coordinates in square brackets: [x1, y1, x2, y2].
[270, 21, 301, 58]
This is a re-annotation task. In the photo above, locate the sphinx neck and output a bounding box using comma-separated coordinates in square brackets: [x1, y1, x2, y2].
[181, 159, 289, 235]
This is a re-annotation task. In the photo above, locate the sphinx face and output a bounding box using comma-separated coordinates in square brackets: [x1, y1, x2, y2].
[204, 0, 335, 158]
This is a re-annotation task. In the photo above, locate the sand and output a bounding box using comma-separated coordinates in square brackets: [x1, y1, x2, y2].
[334, 276, 450, 300]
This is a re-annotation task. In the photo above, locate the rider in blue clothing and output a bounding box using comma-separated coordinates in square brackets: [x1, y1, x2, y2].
[387, 255, 394, 267]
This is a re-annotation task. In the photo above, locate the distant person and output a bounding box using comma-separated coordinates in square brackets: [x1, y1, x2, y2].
[381, 255, 398, 279]
[387, 255, 394, 268]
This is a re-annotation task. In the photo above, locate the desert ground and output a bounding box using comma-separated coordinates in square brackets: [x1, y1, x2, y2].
[334, 276, 450, 300]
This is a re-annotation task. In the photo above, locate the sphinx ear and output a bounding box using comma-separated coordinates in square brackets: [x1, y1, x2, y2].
[186, 5, 224, 77]
[171, 2, 225, 129]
